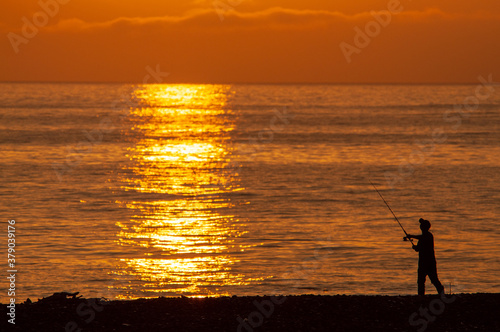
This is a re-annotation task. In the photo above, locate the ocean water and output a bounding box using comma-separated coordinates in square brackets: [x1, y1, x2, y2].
[0, 83, 499, 302]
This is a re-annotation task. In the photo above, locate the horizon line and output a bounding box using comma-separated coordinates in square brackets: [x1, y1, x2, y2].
[0, 81, 488, 86]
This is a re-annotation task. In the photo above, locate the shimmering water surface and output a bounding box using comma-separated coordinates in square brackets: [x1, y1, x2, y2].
[0, 83, 499, 301]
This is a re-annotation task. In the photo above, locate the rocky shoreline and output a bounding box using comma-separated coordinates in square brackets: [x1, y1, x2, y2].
[1, 293, 499, 331]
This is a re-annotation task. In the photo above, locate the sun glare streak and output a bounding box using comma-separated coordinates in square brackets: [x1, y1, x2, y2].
[113, 84, 258, 297]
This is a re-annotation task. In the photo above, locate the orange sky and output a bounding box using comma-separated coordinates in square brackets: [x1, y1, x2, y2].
[1, 0, 500, 83]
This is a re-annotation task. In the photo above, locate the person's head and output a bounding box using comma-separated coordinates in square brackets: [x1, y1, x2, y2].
[419, 218, 431, 232]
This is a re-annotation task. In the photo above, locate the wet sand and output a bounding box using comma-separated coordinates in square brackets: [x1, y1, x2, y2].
[2, 293, 499, 331]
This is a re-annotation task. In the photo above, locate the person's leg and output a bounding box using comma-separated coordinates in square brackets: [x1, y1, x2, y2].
[417, 267, 426, 295]
[428, 266, 444, 294]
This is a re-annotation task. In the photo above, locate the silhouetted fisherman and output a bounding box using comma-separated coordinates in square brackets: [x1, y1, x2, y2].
[404, 218, 445, 295]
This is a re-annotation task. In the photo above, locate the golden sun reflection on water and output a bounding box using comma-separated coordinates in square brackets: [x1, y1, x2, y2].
[114, 85, 258, 298]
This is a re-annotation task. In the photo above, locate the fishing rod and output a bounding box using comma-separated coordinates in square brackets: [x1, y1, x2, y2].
[369, 180, 414, 247]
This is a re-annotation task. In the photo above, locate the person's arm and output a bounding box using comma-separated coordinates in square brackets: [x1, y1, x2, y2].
[406, 234, 422, 240]
[403, 234, 421, 252]
[403, 234, 422, 241]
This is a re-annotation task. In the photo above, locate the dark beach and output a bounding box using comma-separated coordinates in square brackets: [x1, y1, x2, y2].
[2, 293, 499, 331]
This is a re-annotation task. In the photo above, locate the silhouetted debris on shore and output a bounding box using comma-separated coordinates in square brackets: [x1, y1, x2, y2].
[2, 293, 499, 331]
